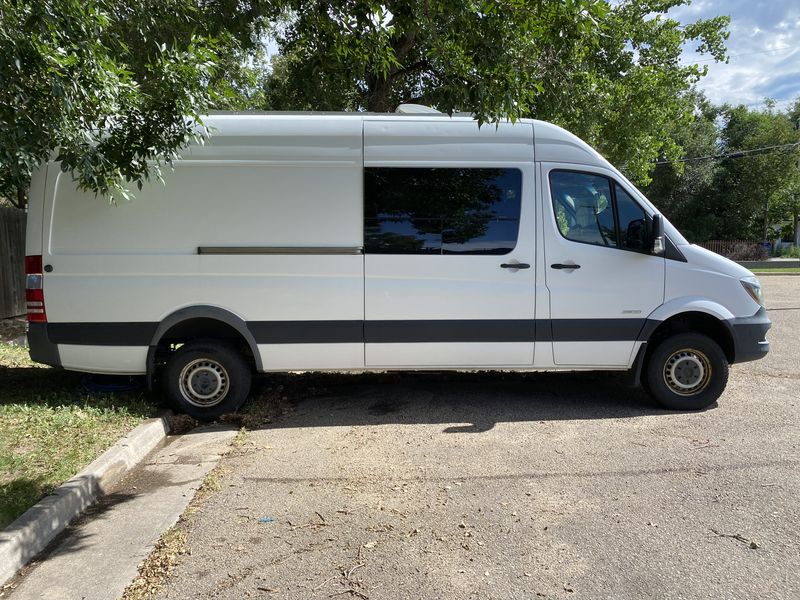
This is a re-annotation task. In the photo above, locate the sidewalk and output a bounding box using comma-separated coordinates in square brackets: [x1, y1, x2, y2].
[3, 425, 238, 600]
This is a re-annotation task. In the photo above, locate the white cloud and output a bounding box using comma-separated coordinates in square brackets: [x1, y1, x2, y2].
[669, 0, 800, 107]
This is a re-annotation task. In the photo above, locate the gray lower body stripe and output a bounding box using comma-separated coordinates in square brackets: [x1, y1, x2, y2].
[47, 322, 158, 346]
[42, 319, 654, 346]
[365, 320, 535, 343]
[248, 321, 363, 344]
[552, 318, 651, 342]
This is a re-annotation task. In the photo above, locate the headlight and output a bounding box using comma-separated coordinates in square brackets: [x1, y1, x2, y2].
[740, 276, 765, 307]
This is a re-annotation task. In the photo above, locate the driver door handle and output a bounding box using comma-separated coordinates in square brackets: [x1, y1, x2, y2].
[500, 262, 530, 269]
[551, 263, 581, 270]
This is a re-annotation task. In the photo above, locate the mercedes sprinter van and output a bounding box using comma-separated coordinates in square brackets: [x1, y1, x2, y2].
[25, 110, 771, 419]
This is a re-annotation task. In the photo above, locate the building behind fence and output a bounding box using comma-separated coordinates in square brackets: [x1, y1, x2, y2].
[1, 206, 26, 319]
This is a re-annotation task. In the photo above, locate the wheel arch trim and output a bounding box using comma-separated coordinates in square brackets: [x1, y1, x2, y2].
[146, 305, 263, 390]
[640, 298, 737, 363]
[646, 298, 736, 324]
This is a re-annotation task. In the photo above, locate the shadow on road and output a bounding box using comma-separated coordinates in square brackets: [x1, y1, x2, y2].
[234, 370, 681, 434]
[1, 356, 682, 438]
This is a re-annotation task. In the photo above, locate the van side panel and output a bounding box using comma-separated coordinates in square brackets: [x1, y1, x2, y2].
[42, 117, 364, 373]
[363, 119, 537, 367]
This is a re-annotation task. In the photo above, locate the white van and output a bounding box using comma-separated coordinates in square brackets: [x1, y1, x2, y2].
[25, 110, 771, 420]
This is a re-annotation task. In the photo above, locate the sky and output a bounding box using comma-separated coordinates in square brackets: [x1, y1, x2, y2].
[670, 0, 800, 109]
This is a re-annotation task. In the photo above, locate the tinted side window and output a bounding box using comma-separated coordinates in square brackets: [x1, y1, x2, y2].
[549, 171, 617, 247]
[615, 184, 648, 251]
[364, 168, 522, 255]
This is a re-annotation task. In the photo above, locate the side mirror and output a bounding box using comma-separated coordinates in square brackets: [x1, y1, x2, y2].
[651, 214, 665, 256]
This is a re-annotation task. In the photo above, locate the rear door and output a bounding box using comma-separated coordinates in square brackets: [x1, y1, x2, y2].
[542, 164, 665, 366]
[363, 119, 536, 367]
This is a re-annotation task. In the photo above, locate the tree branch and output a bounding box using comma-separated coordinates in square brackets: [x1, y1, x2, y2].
[393, 30, 417, 60]
[390, 58, 429, 81]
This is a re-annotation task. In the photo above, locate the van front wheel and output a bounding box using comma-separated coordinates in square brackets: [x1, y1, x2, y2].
[643, 333, 728, 411]
[163, 341, 251, 421]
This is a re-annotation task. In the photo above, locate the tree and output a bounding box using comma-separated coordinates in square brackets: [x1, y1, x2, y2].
[645, 96, 800, 241]
[530, 0, 729, 183]
[644, 91, 722, 240]
[2, 0, 730, 204]
[714, 102, 800, 240]
[0, 0, 270, 206]
[263, 0, 729, 184]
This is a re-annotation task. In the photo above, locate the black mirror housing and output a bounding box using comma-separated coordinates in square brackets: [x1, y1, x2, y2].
[651, 214, 665, 256]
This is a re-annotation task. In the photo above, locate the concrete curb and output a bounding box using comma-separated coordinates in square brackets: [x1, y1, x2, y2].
[0, 413, 172, 586]
[739, 259, 800, 269]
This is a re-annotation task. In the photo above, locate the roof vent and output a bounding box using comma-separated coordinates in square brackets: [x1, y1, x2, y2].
[395, 104, 442, 114]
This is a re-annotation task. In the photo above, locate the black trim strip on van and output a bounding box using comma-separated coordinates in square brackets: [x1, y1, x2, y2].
[248, 321, 363, 344]
[551, 319, 648, 342]
[198, 246, 364, 255]
[47, 322, 159, 346]
[44, 319, 658, 346]
[365, 320, 535, 343]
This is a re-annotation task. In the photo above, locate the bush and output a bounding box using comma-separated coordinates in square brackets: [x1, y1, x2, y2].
[726, 243, 768, 261]
[775, 245, 800, 258]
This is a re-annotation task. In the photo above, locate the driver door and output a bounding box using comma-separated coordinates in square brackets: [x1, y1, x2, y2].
[542, 164, 665, 366]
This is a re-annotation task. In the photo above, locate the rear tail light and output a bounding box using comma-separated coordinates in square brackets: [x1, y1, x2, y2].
[25, 255, 47, 323]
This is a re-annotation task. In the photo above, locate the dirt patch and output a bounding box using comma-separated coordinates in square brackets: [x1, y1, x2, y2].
[0, 317, 25, 344]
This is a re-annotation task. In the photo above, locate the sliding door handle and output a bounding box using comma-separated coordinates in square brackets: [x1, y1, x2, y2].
[500, 262, 530, 269]
[550, 263, 581, 270]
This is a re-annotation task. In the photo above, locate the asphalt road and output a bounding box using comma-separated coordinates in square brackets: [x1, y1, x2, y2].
[157, 276, 799, 600]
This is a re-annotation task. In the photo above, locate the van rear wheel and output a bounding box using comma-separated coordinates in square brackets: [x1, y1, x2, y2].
[643, 333, 728, 411]
[163, 341, 251, 421]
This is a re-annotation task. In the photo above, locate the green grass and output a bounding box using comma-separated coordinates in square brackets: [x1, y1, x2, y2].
[0, 344, 158, 528]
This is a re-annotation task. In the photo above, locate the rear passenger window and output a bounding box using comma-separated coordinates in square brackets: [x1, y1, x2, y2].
[364, 168, 522, 255]
[549, 171, 650, 252]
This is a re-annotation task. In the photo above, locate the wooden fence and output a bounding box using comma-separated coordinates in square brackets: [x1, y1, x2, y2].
[697, 239, 768, 260]
[0, 206, 26, 319]
[698, 239, 759, 255]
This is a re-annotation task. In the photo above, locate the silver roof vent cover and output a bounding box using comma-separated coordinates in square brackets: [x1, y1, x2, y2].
[395, 104, 442, 114]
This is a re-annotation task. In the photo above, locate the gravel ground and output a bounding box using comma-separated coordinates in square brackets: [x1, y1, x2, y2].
[156, 277, 799, 600]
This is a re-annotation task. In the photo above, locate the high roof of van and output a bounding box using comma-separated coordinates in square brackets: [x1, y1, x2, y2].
[195, 111, 681, 238]
[199, 111, 612, 171]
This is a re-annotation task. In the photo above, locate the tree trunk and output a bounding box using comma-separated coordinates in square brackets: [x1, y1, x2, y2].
[367, 76, 394, 113]
[11, 187, 27, 210]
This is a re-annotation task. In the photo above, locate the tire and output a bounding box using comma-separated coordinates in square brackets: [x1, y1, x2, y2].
[163, 341, 252, 421]
[643, 333, 728, 411]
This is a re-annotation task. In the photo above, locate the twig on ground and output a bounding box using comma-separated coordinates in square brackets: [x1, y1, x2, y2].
[289, 521, 328, 531]
[313, 576, 336, 591]
[709, 527, 758, 548]
[344, 562, 365, 580]
[329, 590, 369, 599]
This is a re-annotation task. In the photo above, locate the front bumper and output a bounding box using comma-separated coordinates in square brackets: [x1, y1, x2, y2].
[730, 306, 771, 363]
